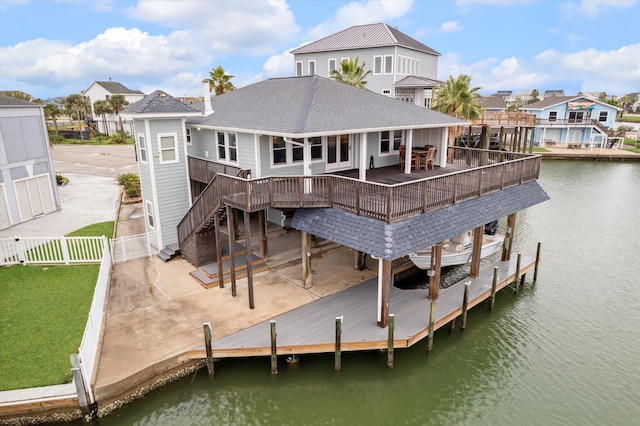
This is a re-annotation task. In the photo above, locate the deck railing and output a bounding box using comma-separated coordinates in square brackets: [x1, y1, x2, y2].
[536, 118, 608, 131]
[188, 156, 250, 184]
[475, 111, 537, 127]
[178, 147, 541, 249]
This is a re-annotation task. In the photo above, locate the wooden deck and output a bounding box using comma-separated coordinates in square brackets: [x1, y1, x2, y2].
[188, 255, 536, 360]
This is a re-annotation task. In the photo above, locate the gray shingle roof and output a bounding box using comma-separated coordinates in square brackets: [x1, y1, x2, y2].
[0, 94, 38, 107]
[122, 90, 201, 115]
[394, 76, 443, 88]
[292, 181, 549, 261]
[477, 96, 507, 109]
[291, 23, 440, 56]
[187, 76, 466, 136]
[95, 81, 144, 95]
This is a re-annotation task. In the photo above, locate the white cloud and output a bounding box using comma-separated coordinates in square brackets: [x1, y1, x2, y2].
[567, 0, 637, 19]
[439, 21, 463, 33]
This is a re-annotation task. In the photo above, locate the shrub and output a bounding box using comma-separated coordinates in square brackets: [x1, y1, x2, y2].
[110, 130, 129, 144]
[55, 174, 69, 185]
[116, 173, 141, 198]
[116, 173, 139, 186]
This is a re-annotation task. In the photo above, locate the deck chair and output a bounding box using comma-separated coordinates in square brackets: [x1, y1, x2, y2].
[420, 147, 436, 170]
[399, 145, 418, 170]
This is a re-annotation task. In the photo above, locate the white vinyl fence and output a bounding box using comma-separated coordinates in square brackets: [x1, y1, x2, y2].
[0, 236, 106, 266]
[110, 232, 158, 264]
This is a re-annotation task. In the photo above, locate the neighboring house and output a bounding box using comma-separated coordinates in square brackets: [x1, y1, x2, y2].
[520, 96, 621, 147]
[44, 97, 66, 108]
[0, 95, 60, 230]
[505, 90, 533, 108]
[624, 92, 640, 113]
[477, 96, 507, 113]
[291, 23, 442, 108]
[82, 80, 145, 135]
[543, 90, 565, 99]
[490, 91, 512, 99]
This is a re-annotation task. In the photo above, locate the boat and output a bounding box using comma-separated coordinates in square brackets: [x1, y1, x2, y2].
[408, 223, 504, 269]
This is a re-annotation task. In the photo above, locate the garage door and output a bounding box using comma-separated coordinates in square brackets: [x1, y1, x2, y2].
[14, 174, 55, 222]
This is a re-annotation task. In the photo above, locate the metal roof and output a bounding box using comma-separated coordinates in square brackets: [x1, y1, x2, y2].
[291, 23, 440, 56]
[292, 181, 549, 261]
[393, 76, 443, 88]
[122, 90, 201, 115]
[187, 76, 466, 136]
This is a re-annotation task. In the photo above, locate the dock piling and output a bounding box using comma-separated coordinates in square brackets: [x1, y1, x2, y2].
[490, 267, 499, 311]
[335, 316, 342, 371]
[270, 320, 277, 375]
[203, 322, 214, 376]
[427, 300, 435, 352]
[514, 252, 521, 294]
[534, 241, 542, 282]
[461, 281, 470, 330]
[387, 314, 394, 368]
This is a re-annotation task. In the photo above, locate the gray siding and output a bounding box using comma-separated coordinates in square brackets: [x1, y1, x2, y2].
[133, 118, 154, 238]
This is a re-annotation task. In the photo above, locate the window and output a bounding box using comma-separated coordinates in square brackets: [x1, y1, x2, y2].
[296, 61, 303, 77]
[158, 133, 178, 163]
[341, 57, 349, 64]
[384, 55, 393, 74]
[186, 128, 191, 145]
[217, 131, 238, 163]
[309, 136, 322, 160]
[598, 111, 608, 122]
[308, 61, 316, 76]
[396, 89, 414, 104]
[374, 56, 382, 74]
[292, 138, 304, 162]
[272, 136, 287, 164]
[382, 89, 391, 96]
[138, 134, 147, 163]
[271, 136, 322, 165]
[548, 111, 558, 122]
[145, 200, 155, 229]
[328, 59, 336, 74]
[380, 130, 403, 154]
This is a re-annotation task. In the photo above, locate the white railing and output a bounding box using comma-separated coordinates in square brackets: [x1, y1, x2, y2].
[110, 232, 158, 264]
[0, 236, 106, 266]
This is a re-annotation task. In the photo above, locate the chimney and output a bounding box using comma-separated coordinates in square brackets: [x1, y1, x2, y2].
[203, 79, 213, 115]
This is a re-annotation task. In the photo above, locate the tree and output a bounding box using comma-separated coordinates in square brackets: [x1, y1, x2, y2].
[619, 94, 637, 114]
[64, 94, 86, 141]
[330, 57, 372, 89]
[44, 103, 62, 137]
[108, 94, 129, 135]
[2, 90, 33, 101]
[208, 66, 236, 95]
[528, 89, 540, 104]
[432, 74, 482, 144]
[93, 100, 113, 135]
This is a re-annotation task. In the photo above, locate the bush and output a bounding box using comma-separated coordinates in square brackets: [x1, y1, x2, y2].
[110, 130, 129, 144]
[116, 173, 139, 186]
[56, 174, 69, 185]
[116, 173, 141, 198]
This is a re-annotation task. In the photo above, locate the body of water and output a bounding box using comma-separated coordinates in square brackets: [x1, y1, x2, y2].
[96, 161, 640, 425]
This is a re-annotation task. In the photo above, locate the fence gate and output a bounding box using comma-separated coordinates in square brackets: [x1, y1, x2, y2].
[110, 232, 158, 264]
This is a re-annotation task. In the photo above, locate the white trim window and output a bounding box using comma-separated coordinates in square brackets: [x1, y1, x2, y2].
[296, 61, 303, 77]
[272, 136, 287, 165]
[138, 133, 147, 163]
[158, 133, 178, 164]
[373, 56, 382, 75]
[382, 89, 391, 96]
[598, 111, 608, 122]
[308, 60, 316, 76]
[186, 128, 191, 145]
[271, 136, 322, 166]
[384, 55, 393, 74]
[217, 131, 238, 163]
[548, 111, 558, 122]
[145, 200, 155, 230]
[380, 130, 403, 154]
[328, 59, 337, 74]
[309, 136, 323, 160]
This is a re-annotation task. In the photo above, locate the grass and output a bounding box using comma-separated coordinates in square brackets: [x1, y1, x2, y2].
[618, 115, 640, 123]
[0, 222, 112, 391]
[532, 147, 550, 152]
[0, 265, 99, 390]
[51, 136, 135, 145]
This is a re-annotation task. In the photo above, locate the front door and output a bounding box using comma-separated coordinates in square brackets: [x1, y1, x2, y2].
[326, 134, 351, 171]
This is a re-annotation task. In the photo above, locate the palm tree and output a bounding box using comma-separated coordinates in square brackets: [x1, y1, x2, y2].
[2, 90, 33, 101]
[330, 57, 372, 89]
[108, 94, 129, 135]
[619, 94, 637, 115]
[208, 66, 236, 95]
[43, 103, 62, 137]
[529, 89, 540, 104]
[93, 100, 113, 135]
[432, 74, 482, 144]
[64, 94, 86, 141]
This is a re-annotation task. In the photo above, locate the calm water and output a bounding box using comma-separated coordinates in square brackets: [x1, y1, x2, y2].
[97, 161, 640, 425]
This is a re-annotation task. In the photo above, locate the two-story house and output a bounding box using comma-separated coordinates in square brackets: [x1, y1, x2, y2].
[291, 23, 442, 108]
[520, 96, 621, 147]
[0, 95, 60, 230]
[82, 80, 145, 135]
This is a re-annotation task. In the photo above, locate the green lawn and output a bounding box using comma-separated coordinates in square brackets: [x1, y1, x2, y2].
[67, 221, 114, 238]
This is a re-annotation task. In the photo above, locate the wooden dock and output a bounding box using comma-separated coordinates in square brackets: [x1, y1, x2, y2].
[188, 254, 536, 360]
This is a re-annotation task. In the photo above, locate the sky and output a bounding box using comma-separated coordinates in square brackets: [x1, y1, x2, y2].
[1, 0, 639, 100]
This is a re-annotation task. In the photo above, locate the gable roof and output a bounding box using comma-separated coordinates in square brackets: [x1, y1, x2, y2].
[394, 75, 443, 88]
[522, 96, 621, 111]
[122, 90, 201, 116]
[187, 76, 467, 136]
[291, 23, 439, 56]
[92, 81, 144, 95]
[477, 96, 507, 110]
[0, 94, 39, 107]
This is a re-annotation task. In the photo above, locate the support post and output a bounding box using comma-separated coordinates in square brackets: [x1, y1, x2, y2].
[427, 300, 436, 352]
[226, 205, 237, 297]
[213, 210, 224, 288]
[232, 208, 239, 241]
[502, 213, 517, 261]
[302, 231, 312, 289]
[387, 314, 395, 368]
[461, 281, 470, 331]
[470, 226, 484, 278]
[449, 317, 456, 332]
[203, 322, 214, 376]
[270, 320, 277, 375]
[70, 354, 90, 415]
[335, 316, 342, 371]
[514, 252, 522, 294]
[258, 210, 268, 259]
[377, 259, 393, 328]
[490, 267, 499, 311]
[243, 210, 255, 309]
[534, 241, 542, 282]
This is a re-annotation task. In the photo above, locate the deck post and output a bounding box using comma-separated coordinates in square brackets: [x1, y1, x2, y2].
[461, 281, 470, 330]
[203, 322, 214, 376]
[70, 354, 90, 415]
[259, 210, 268, 259]
[243, 210, 255, 309]
[514, 252, 522, 294]
[335, 316, 342, 371]
[470, 226, 484, 278]
[428, 243, 442, 301]
[226, 205, 237, 297]
[502, 213, 517, 261]
[490, 267, 499, 311]
[213, 211, 224, 288]
[427, 300, 436, 352]
[302, 231, 312, 289]
[387, 314, 395, 368]
[534, 241, 542, 282]
[232, 208, 239, 241]
[270, 320, 278, 375]
[377, 259, 393, 328]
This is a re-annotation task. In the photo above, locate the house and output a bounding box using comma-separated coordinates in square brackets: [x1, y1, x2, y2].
[0, 95, 60, 230]
[290, 23, 442, 108]
[122, 75, 547, 325]
[520, 96, 621, 147]
[477, 96, 507, 113]
[82, 80, 145, 135]
[543, 90, 564, 99]
[490, 91, 512, 99]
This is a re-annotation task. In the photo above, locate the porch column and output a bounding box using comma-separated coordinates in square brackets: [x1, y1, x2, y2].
[259, 209, 268, 259]
[303, 138, 312, 193]
[243, 210, 255, 309]
[404, 129, 414, 174]
[359, 132, 368, 181]
[377, 259, 393, 327]
[439, 127, 448, 168]
[226, 205, 237, 297]
[470, 225, 484, 278]
[502, 213, 517, 261]
[302, 231, 312, 289]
